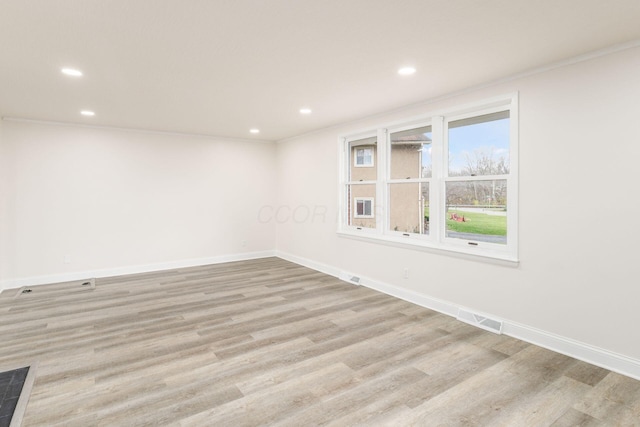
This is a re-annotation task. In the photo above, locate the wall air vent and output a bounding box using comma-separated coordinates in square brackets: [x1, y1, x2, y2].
[338, 272, 361, 285]
[456, 308, 503, 334]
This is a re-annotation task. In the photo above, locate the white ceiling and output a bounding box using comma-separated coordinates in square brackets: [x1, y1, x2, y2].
[1, 0, 640, 142]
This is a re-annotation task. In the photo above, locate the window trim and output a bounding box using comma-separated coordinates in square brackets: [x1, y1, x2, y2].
[337, 93, 519, 263]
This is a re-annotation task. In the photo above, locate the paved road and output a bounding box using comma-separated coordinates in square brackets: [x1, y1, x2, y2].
[446, 231, 507, 245]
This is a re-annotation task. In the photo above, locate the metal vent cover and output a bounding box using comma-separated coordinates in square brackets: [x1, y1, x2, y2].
[456, 308, 503, 334]
[338, 272, 361, 285]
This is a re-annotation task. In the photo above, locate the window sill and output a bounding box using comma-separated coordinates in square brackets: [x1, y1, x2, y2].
[337, 229, 519, 266]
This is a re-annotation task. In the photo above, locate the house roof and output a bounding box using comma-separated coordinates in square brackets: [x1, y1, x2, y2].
[391, 134, 432, 144]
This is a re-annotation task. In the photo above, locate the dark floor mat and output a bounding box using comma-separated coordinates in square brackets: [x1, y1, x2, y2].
[0, 367, 29, 427]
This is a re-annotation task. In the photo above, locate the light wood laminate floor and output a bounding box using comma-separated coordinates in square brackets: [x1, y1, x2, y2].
[1, 257, 639, 426]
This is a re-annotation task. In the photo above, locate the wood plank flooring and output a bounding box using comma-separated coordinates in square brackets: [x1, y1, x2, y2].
[1, 257, 639, 426]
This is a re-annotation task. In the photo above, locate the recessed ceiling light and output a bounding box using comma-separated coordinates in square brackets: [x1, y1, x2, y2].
[62, 68, 83, 77]
[80, 110, 95, 116]
[299, 108, 312, 114]
[250, 129, 260, 134]
[398, 67, 416, 76]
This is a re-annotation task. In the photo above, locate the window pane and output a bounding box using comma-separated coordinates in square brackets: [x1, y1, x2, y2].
[389, 182, 429, 235]
[445, 180, 507, 244]
[390, 126, 432, 179]
[356, 199, 372, 216]
[349, 137, 377, 180]
[348, 184, 376, 228]
[448, 111, 509, 177]
[356, 148, 373, 166]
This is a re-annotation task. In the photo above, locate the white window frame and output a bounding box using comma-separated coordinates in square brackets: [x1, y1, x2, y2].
[337, 93, 519, 263]
[354, 197, 374, 218]
[354, 147, 374, 167]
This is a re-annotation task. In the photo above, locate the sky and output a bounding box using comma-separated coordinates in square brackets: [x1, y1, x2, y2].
[448, 118, 510, 174]
[398, 117, 510, 177]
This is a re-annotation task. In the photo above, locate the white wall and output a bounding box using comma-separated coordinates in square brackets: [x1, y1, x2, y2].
[0, 120, 8, 282]
[0, 121, 277, 288]
[275, 46, 640, 361]
[2, 44, 639, 373]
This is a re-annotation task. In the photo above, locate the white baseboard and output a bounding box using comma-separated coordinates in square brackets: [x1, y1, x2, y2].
[276, 250, 640, 381]
[277, 251, 460, 317]
[277, 251, 342, 279]
[0, 250, 276, 291]
[502, 322, 640, 382]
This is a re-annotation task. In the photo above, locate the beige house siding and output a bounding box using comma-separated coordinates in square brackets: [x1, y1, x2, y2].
[389, 182, 422, 233]
[389, 144, 424, 233]
[350, 186, 376, 228]
[390, 144, 421, 179]
[350, 146, 377, 181]
[349, 144, 377, 228]
[349, 143, 427, 232]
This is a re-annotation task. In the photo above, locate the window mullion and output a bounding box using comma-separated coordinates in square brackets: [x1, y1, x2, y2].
[377, 128, 387, 234]
[387, 178, 430, 184]
[347, 180, 377, 185]
[444, 174, 508, 182]
[431, 116, 444, 243]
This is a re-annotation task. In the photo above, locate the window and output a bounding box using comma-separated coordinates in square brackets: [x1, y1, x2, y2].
[354, 198, 374, 218]
[339, 94, 518, 261]
[354, 147, 374, 167]
[346, 136, 378, 229]
[388, 125, 432, 235]
[445, 111, 510, 245]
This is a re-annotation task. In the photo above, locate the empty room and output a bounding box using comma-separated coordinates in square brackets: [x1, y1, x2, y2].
[2, 1, 640, 425]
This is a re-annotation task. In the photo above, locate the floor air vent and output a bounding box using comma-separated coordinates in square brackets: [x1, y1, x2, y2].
[338, 272, 361, 285]
[82, 278, 96, 289]
[456, 309, 503, 334]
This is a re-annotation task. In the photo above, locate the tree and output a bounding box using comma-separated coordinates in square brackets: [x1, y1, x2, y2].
[447, 148, 508, 207]
[461, 147, 509, 176]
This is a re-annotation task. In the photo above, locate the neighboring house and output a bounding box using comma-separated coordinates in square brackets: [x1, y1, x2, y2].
[349, 140, 377, 229]
[349, 132, 431, 233]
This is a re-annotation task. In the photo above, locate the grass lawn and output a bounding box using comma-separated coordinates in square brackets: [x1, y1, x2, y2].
[444, 209, 506, 236]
